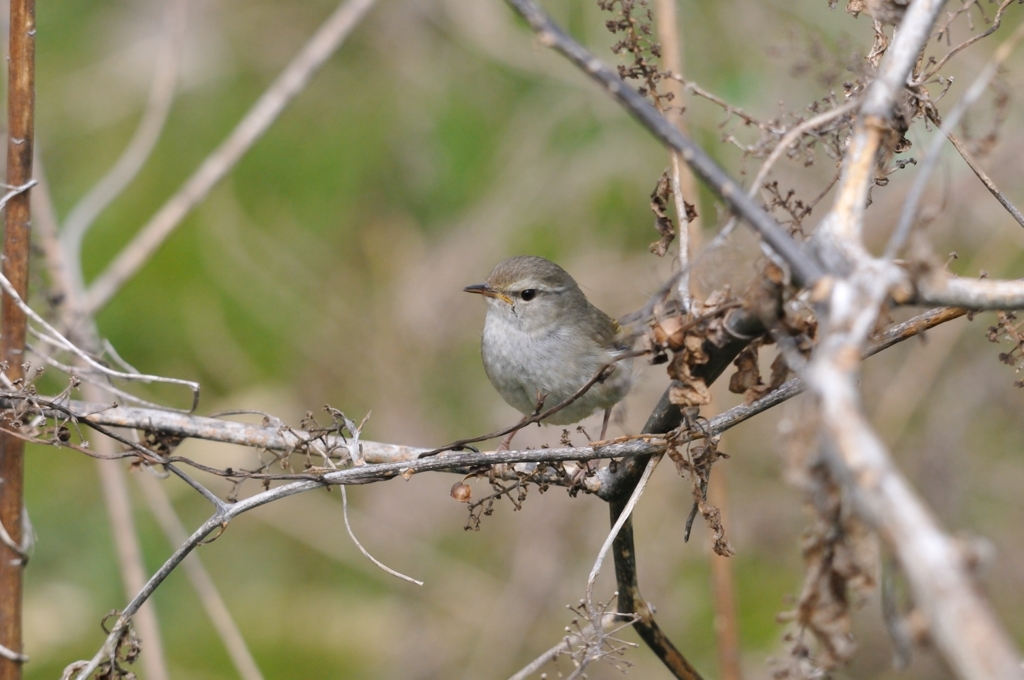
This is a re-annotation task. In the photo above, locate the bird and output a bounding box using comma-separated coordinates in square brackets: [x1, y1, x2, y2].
[464, 255, 632, 449]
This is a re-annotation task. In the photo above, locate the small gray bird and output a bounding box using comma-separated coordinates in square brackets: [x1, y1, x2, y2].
[464, 256, 632, 448]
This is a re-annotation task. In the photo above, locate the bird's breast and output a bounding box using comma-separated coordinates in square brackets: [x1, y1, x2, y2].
[480, 311, 630, 423]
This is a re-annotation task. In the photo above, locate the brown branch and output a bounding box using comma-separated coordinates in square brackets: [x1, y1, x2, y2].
[0, 0, 34, 674]
[596, 303, 773, 677]
[610, 502, 703, 680]
[653, 0, 700, 305]
[707, 466, 742, 680]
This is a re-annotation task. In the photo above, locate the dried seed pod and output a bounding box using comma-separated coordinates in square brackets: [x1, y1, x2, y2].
[450, 481, 472, 503]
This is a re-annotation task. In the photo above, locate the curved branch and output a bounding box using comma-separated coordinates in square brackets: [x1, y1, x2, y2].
[60, 0, 188, 293]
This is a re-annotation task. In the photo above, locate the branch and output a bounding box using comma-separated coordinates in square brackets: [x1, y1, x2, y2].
[946, 132, 1024, 230]
[136, 472, 265, 680]
[6, 303, 956, 489]
[0, 0, 34, 670]
[885, 18, 1024, 258]
[502, 0, 825, 288]
[84, 0, 380, 314]
[611, 505, 703, 680]
[814, 0, 947, 265]
[60, 0, 188, 293]
[861, 0, 947, 120]
[810, 340, 1024, 680]
[915, 273, 1024, 309]
[803, 3, 1024, 666]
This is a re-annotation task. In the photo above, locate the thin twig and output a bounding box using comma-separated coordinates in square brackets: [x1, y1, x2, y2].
[508, 614, 623, 680]
[885, 19, 1024, 258]
[341, 487, 423, 586]
[502, 0, 825, 288]
[713, 100, 858, 246]
[946, 131, 1024, 229]
[93, 432, 171, 680]
[706, 466, 742, 680]
[586, 455, 660, 613]
[419, 349, 647, 457]
[84, 0, 380, 314]
[136, 472, 265, 680]
[653, 0, 696, 307]
[916, 0, 1017, 83]
[0, 268, 201, 408]
[0, 644, 26, 663]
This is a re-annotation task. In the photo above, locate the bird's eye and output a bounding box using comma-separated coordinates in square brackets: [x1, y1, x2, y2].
[520, 289, 537, 301]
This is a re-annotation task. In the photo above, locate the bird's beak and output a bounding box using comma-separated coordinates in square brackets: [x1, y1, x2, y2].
[463, 283, 513, 305]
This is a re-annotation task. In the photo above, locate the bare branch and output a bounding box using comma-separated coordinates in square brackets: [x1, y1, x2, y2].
[502, 0, 825, 287]
[60, 0, 188, 293]
[946, 131, 1024, 229]
[816, 0, 946, 263]
[916, 273, 1024, 309]
[136, 472, 265, 680]
[862, 0, 947, 120]
[586, 454, 660, 612]
[885, 19, 1024, 258]
[804, 2, 1024, 661]
[0, 268, 201, 408]
[84, 0, 380, 314]
[341, 487, 423, 586]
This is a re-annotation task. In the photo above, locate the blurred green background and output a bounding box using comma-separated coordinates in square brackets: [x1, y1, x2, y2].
[16, 0, 1024, 677]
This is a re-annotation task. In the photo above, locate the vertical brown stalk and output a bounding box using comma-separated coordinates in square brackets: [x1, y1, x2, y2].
[0, 0, 35, 677]
[707, 468, 742, 680]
